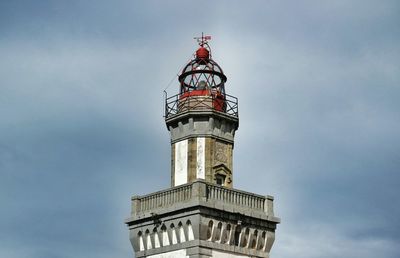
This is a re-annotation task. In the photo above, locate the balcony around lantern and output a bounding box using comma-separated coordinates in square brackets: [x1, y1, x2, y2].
[164, 92, 238, 119]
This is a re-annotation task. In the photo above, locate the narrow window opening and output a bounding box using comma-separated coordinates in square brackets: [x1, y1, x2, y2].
[215, 174, 226, 186]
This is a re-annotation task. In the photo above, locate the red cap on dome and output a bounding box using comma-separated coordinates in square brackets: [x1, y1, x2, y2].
[196, 47, 209, 59]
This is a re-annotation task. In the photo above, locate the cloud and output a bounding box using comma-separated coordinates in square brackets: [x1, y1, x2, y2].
[0, 1, 399, 258]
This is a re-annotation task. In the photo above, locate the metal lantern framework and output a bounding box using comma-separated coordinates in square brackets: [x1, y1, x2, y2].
[164, 36, 238, 118]
[179, 43, 227, 96]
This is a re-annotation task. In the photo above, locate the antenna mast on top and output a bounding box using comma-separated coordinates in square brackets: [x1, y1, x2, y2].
[194, 32, 211, 47]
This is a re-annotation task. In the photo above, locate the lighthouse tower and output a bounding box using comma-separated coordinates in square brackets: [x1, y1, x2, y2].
[125, 36, 280, 258]
[166, 36, 238, 189]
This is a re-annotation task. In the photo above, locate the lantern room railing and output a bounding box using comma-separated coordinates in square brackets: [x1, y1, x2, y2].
[164, 92, 238, 119]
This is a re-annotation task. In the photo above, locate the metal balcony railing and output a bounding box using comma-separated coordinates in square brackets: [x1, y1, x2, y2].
[164, 92, 238, 119]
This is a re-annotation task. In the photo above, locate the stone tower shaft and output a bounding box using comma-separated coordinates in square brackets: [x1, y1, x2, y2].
[165, 109, 238, 188]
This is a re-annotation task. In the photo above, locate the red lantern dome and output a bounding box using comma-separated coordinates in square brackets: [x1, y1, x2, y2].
[196, 47, 209, 59]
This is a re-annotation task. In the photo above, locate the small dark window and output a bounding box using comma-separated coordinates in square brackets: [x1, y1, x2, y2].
[216, 174, 226, 186]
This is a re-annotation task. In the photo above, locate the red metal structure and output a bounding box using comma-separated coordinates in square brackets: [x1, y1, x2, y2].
[165, 35, 238, 118]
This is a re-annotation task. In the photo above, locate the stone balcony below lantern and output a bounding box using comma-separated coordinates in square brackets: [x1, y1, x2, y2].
[125, 180, 280, 258]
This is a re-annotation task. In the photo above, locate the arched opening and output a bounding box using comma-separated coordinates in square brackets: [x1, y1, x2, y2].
[206, 220, 214, 240]
[145, 229, 152, 250]
[241, 228, 250, 247]
[220, 223, 231, 244]
[170, 223, 178, 244]
[257, 231, 266, 250]
[152, 227, 161, 248]
[178, 222, 186, 243]
[250, 230, 258, 249]
[234, 225, 242, 246]
[138, 231, 145, 251]
[186, 220, 195, 241]
[161, 224, 169, 246]
[215, 222, 223, 242]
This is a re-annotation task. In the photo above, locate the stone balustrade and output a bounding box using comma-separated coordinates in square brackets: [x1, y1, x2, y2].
[133, 183, 193, 213]
[207, 184, 266, 210]
[131, 180, 275, 218]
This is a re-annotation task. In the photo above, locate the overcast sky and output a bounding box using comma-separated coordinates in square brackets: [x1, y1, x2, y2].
[1, 1, 399, 258]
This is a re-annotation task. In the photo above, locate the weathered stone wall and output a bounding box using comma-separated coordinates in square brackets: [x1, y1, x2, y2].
[167, 110, 239, 187]
[171, 138, 234, 187]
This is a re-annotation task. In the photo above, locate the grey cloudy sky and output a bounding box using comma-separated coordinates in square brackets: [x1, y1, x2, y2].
[1, 1, 399, 258]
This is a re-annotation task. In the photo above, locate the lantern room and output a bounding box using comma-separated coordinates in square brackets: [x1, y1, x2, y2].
[179, 46, 226, 95]
[164, 35, 238, 118]
[179, 36, 227, 113]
